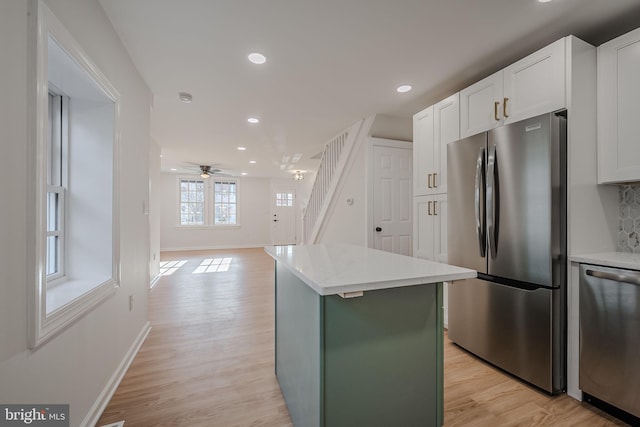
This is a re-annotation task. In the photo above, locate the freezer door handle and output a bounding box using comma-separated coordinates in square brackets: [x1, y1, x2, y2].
[474, 147, 486, 257]
[586, 269, 640, 286]
[486, 144, 499, 258]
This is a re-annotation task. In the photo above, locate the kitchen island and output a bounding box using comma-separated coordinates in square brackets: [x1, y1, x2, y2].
[265, 244, 476, 427]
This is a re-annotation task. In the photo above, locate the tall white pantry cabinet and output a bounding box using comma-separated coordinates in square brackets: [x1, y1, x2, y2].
[413, 93, 459, 326]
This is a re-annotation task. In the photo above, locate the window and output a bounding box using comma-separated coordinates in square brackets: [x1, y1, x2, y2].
[177, 178, 239, 226]
[180, 179, 205, 225]
[214, 180, 237, 225]
[30, 1, 120, 348]
[46, 93, 67, 281]
[276, 192, 294, 207]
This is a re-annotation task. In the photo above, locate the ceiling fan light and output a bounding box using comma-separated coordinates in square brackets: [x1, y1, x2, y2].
[178, 92, 193, 103]
[199, 165, 211, 178]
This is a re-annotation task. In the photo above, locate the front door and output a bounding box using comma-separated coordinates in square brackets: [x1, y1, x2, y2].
[372, 143, 412, 255]
[272, 187, 296, 245]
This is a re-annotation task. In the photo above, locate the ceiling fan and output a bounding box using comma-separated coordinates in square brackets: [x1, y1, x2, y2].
[198, 165, 219, 179]
[182, 162, 232, 178]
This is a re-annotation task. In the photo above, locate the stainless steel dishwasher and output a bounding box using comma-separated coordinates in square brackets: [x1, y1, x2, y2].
[580, 263, 640, 423]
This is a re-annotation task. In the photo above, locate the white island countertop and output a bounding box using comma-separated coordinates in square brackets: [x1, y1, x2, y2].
[264, 243, 476, 296]
[570, 251, 640, 271]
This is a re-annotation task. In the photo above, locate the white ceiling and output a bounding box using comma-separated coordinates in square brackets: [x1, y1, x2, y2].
[99, 0, 640, 179]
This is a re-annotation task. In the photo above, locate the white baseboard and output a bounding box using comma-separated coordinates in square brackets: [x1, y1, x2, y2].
[149, 274, 161, 289]
[160, 243, 271, 252]
[81, 321, 151, 427]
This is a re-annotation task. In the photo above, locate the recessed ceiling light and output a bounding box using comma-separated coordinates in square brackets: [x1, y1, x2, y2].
[538, 0, 552, 2]
[396, 85, 412, 93]
[170, 168, 177, 171]
[241, 172, 248, 176]
[248, 53, 266, 65]
[247, 117, 260, 124]
[160, 154, 163, 158]
[178, 92, 192, 103]
[249, 160, 257, 164]
[237, 146, 247, 151]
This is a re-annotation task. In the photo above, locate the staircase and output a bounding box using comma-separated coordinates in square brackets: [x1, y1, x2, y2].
[302, 117, 372, 244]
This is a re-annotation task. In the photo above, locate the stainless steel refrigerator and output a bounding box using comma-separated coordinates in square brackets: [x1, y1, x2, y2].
[447, 111, 566, 394]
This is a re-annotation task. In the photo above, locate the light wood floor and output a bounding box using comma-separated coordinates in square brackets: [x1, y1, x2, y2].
[98, 248, 626, 427]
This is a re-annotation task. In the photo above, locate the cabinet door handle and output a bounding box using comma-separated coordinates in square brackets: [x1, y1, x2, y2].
[503, 97, 509, 118]
[433, 172, 438, 188]
[427, 173, 432, 188]
[434, 200, 438, 215]
[428, 201, 433, 215]
[494, 101, 500, 121]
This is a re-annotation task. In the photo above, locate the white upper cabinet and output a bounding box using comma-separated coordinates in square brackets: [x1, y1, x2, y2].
[503, 38, 565, 124]
[460, 38, 566, 138]
[413, 105, 434, 196]
[597, 27, 640, 184]
[460, 71, 503, 138]
[413, 94, 459, 196]
[433, 93, 460, 195]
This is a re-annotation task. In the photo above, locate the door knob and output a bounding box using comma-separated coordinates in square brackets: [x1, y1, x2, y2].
[375, 227, 382, 232]
[273, 219, 279, 222]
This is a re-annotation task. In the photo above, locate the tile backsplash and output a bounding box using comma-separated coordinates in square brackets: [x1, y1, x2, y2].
[619, 185, 640, 253]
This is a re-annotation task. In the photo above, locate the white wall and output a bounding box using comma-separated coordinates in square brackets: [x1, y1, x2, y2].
[315, 114, 413, 246]
[159, 173, 272, 250]
[149, 140, 161, 282]
[0, 1, 152, 426]
[369, 114, 412, 142]
[66, 99, 115, 282]
[316, 138, 368, 245]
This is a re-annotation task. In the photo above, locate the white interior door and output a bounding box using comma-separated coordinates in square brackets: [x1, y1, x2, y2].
[372, 144, 412, 255]
[272, 187, 296, 245]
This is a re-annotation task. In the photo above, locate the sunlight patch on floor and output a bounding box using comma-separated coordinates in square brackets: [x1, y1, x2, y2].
[159, 260, 187, 276]
[193, 257, 233, 273]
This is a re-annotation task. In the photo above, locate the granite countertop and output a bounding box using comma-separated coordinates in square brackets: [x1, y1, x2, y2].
[264, 243, 476, 296]
[570, 251, 640, 271]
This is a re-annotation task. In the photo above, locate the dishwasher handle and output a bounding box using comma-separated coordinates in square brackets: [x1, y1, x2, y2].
[586, 269, 640, 286]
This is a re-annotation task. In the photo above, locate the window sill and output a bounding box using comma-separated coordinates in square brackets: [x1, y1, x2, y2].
[46, 276, 113, 314]
[175, 224, 241, 230]
[31, 276, 117, 348]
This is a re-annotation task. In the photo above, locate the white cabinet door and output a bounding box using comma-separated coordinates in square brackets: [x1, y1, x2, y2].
[413, 194, 448, 325]
[413, 196, 434, 260]
[412, 194, 447, 262]
[597, 27, 640, 184]
[413, 106, 434, 196]
[460, 38, 566, 138]
[434, 94, 459, 195]
[503, 38, 565, 124]
[433, 193, 447, 263]
[460, 71, 503, 138]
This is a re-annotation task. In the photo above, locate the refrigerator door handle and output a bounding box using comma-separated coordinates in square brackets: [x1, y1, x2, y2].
[487, 144, 498, 258]
[474, 148, 486, 257]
